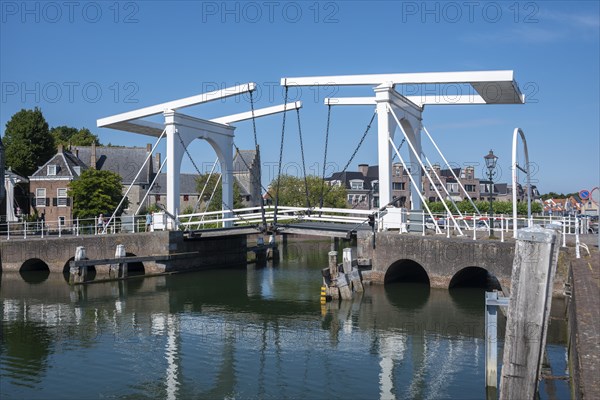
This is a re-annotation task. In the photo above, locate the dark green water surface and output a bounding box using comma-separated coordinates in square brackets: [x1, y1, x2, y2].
[1, 239, 569, 399]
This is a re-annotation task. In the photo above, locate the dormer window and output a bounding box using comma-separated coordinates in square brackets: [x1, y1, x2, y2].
[47, 165, 57, 176]
[350, 180, 364, 190]
[73, 166, 81, 175]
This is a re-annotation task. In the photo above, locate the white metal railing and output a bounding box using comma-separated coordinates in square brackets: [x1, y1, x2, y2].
[177, 205, 374, 229]
[2, 208, 593, 248]
[0, 214, 153, 240]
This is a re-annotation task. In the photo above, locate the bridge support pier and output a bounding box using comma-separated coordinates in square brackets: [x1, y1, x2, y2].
[267, 235, 279, 263]
[109, 244, 128, 279]
[69, 246, 88, 285]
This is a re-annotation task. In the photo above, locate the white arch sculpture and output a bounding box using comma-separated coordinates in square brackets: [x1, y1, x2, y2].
[512, 128, 532, 237]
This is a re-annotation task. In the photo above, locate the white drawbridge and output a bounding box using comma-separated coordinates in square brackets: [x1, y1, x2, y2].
[97, 84, 301, 228]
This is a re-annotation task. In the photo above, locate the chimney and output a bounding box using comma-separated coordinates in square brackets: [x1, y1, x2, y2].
[74, 148, 79, 158]
[466, 166, 474, 179]
[358, 163, 369, 176]
[146, 143, 152, 152]
[57, 144, 63, 153]
[91, 143, 96, 169]
[155, 152, 161, 169]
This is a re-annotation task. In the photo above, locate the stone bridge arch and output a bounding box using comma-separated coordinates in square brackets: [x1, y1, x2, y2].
[384, 259, 430, 285]
[359, 231, 515, 291]
[448, 266, 502, 290]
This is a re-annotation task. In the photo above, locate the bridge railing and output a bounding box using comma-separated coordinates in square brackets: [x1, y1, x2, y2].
[0, 214, 152, 240]
[177, 205, 374, 230]
[393, 209, 590, 245]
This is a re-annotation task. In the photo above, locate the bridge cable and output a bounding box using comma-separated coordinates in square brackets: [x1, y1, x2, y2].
[296, 107, 311, 210]
[273, 86, 289, 226]
[319, 105, 332, 211]
[349, 137, 405, 210]
[176, 131, 257, 230]
[279, 109, 377, 226]
[249, 89, 268, 231]
[310, 110, 376, 210]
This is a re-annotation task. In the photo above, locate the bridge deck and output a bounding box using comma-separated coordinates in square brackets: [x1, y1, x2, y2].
[183, 222, 370, 239]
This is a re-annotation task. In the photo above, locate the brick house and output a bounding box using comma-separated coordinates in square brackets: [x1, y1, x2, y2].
[327, 163, 485, 209]
[28, 143, 159, 228]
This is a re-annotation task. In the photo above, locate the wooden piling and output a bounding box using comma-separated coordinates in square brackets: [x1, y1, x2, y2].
[337, 272, 352, 300]
[69, 246, 87, 285]
[328, 251, 338, 280]
[110, 244, 127, 279]
[499, 227, 559, 400]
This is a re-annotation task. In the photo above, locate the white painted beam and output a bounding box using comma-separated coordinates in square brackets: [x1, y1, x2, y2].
[97, 83, 256, 128]
[210, 101, 302, 124]
[284, 70, 524, 104]
[326, 94, 490, 107]
[283, 70, 515, 86]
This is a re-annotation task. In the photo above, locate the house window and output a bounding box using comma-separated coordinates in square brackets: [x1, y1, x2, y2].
[57, 188, 68, 207]
[59, 216, 65, 226]
[155, 195, 161, 201]
[47, 165, 57, 176]
[36, 188, 47, 207]
[350, 180, 363, 190]
[183, 195, 189, 201]
[73, 166, 81, 175]
[392, 182, 405, 191]
[465, 184, 476, 192]
[447, 183, 459, 193]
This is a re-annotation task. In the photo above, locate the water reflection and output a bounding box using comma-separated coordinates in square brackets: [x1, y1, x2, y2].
[0, 240, 569, 399]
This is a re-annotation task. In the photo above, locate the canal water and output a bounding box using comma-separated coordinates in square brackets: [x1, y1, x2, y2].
[1, 238, 569, 399]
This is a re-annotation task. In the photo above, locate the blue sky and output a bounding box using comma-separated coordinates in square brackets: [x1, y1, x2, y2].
[1, 0, 599, 194]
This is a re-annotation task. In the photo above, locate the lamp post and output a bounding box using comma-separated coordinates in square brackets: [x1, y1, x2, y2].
[484, 149, 498, 237]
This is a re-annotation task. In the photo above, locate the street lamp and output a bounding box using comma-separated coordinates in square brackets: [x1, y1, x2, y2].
[484, 149, 498, 237]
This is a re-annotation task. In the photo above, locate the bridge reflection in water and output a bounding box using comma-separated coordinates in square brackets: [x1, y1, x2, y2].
[1, 240, 568, 399]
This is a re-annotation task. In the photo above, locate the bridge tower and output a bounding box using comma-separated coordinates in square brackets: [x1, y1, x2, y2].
[98, 84, 301, 228]
[282, 70, 525, 211]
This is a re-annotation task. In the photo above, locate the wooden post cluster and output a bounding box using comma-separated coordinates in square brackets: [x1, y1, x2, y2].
[323, 247, 364, 302]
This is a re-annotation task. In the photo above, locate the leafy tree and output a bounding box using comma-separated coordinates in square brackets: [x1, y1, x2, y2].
[3, 107, 54, 177]
[268, 174, 347, 208]
[195, 173, 243, 212]
[51, 126, 100, 147]
[68, 169, 128, 219]
[425, 199, 542, 215]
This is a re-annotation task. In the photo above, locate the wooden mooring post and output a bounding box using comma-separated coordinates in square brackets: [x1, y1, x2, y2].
[328, 251, 339, 300]
[343, 248, 363, 293]
[499, 226, 559, 400]
[485, 291, 509, 390]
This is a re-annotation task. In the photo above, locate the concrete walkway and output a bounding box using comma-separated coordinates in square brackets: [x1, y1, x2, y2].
[569, 246, 599, 399]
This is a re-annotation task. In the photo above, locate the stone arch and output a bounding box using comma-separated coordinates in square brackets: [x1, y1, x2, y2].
[20, 258, 50, 283]
[125, 252, 145, 276]
[448, 266, 502, 290]
[384, 259, 430, 285]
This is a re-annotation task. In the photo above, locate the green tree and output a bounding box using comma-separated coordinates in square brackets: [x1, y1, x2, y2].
[68, 169, 128, 219]
[426, 199, 542, 215]
[3, 107, 55, 177]
[51, 126, 100, 147]
[268, 174, 347, 208]
[195, 173, 243, 212]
